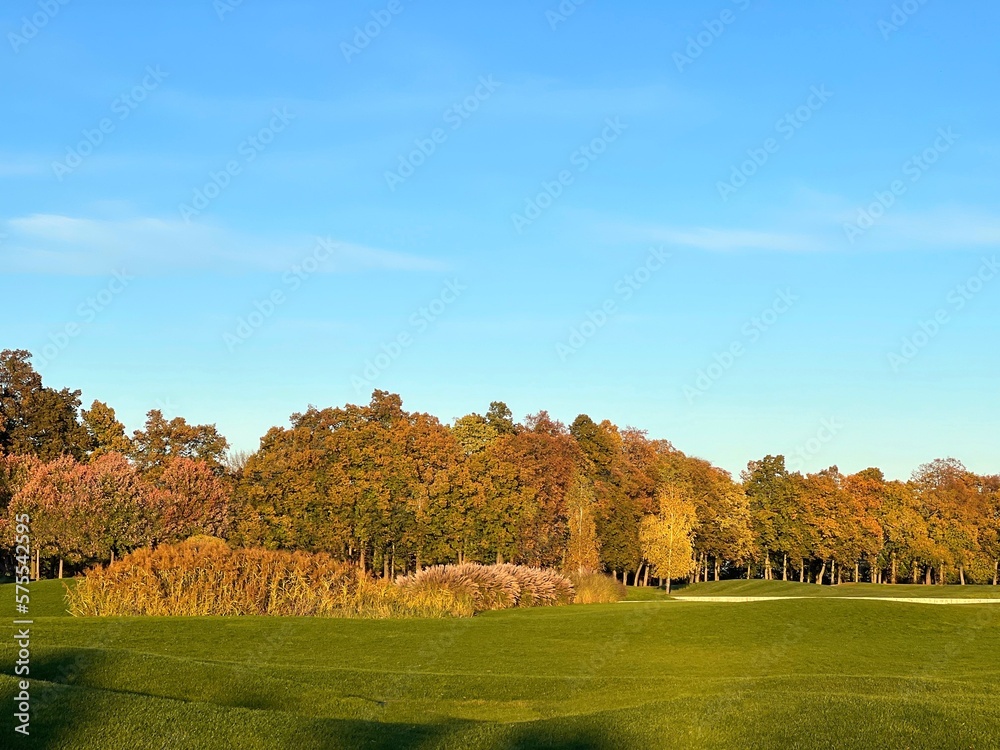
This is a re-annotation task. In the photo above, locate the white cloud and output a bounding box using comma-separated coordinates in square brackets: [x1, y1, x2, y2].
[597, 220, 823, 252]
[1, 214, 449, 275]
[593, 202, 1000, 255]
[866, 210, 1000, 248]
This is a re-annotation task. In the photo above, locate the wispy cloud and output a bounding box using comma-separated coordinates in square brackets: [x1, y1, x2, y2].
[855, 209, 1000, 248]
[154, 79, 683, 126]
[597, 220, 823, 252]
[1, 214, 449, 275]
[0, 157, 47, 178]
[593, 201, 1000, 255]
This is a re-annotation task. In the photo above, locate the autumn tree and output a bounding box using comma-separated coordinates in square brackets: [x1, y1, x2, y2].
[640, 489, 697, 593]
[485, 401, 516, 436]
[979, 474, 1000, 585]
[0, 349, 89, 460]
[564, 472, 600, 573]
[913, 458, 987, 584]
[743, 455, 799, 580]
[571, 415, 643, 580]
[451, 413, 498, 455]
[131, 409, 229, 477]
[659, 450, 754, 582]
[82, 400, 132, 459]
[8, 453, 156, 575]
[151, 457, 233, 543]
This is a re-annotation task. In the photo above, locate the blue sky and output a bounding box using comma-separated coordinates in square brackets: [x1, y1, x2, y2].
[3, 0, 998, 480]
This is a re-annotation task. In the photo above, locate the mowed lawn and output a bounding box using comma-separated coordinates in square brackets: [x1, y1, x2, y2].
[2, 580, 1000, 749]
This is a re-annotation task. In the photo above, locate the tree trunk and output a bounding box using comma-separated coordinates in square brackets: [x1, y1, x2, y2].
[359, 546, 366, 572]
[799, 559, 805, 583]
[939, 562, 945, 585]
[854, 562, 860, 583]
[959, 565, 965, 585]
[391, 544, 396, 579]
[994, 559, 998, 586]
[666, 576, 671, 594]
[635, 562, 644, 586]
[830, 559, 836, 585]
[891, 554, 897, 585]
[925, 566, 932, 585]
[58, 558, 64, 579]
[817, 561, 826, 585]
[715, 558, 721, 581]
[643, 565, 650, 587]
[782, 553, 788, 581]
[383, 554, 389, 579]
[764, 552, 771, 581]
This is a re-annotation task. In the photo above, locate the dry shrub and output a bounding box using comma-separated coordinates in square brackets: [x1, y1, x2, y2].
[66, 538, 466, 618]
[67, 542, 577, 618]
[569, 571, 627, 604]
[396, 563, 574, 613]
[497, 564, 575, 607]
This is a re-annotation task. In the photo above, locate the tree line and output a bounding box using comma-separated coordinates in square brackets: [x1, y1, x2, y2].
[2, 349, 998, 586]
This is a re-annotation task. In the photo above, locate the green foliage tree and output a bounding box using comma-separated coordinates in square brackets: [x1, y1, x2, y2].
[131, 409, 229, 477]
[82, 400, 133, 459]
[743, 455, 799, 580]
[0, 349, 89, 459]
[451, 413, 498, 455]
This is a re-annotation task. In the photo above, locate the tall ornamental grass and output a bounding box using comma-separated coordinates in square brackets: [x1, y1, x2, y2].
[66, 539, 581, 618]
[568, 571, 628, 604]
[395, 563, 574, 613]
[66, 537, 470, 618]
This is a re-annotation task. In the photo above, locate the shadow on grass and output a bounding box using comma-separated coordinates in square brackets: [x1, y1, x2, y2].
[1, 649, 618, 749]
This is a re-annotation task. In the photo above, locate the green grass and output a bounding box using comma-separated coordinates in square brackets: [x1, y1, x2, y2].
[2, 579, 75, 618]
[674, 579, 1000, 598]
[2, 579, 1000, 748]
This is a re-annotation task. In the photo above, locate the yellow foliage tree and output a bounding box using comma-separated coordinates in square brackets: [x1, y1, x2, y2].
[564, 472, 601, 573]
[640, 490, 697, 593]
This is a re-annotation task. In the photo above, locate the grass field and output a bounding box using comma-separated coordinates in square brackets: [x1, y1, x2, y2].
[2, 579, 1000, 748]
[671, 579, 1000, 599]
